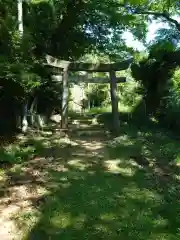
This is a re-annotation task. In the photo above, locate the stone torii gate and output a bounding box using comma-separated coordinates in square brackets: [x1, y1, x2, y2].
[45, 55, 133, 134]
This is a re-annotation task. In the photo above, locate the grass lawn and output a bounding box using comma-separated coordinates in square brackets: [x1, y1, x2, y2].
[0, 113, 180, 240]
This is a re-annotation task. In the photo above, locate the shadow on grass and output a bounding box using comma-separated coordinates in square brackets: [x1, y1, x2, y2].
[1, 112, 180, 239]
[0, 136, 35, 168]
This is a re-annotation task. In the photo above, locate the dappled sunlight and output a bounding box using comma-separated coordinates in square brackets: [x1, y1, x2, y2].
[50, 212, 72, 229]
[67, 159, 96, 171]
[22, 169, 175, 239]
[122, 183, 163, 204]
[104, 159, 137, 176]
[0, 113, 180, 239]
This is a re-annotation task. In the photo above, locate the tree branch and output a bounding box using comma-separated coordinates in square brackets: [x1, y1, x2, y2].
[119, 4, 180, 32]
[134, 10, 180, 32]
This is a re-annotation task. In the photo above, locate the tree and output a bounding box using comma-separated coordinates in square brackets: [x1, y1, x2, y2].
[3, 0, 180, 61]
[119, 0, 180, 32]
[131, 40, 180, 115]
[21, 0, 149, 60]
[154, 27, 180, 46]
[17, 0, 29, 133]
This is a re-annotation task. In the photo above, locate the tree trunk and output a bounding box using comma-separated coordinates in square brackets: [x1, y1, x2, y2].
[18, 0, 27, 133]
[109, 70, 120, 134]
[29, 97, 37, 126]
[17, 0, 23, 35]
[22, 102, 28, 133]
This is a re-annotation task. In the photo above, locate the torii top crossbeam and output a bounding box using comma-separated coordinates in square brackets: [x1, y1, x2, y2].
[45, 55, 133, 72]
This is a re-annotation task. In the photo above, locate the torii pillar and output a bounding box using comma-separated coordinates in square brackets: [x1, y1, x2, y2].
[109, 70, 120, 134]
[61, 68, 69, 129]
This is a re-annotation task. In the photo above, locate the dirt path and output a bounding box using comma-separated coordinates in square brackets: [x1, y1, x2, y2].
[0, 126, 110, 240]
[1, 120, 180, 239]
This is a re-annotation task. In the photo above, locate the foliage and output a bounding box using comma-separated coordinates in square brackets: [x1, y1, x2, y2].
[130, 35, 180, 134]
[87, 84, 110, 107]
[21, 0, 154, 59]
[131, 41, 180, 115]
[158, 67, 180, 131]
[1, 0, 180, 60]
[119, 80, 141, 108]
[0, 142, 35, 165]
[154, 27, 180, 46]
[34, 80, 63, 116]
[121, 0, 180, 32]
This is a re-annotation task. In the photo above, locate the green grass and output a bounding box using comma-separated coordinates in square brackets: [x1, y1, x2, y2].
[1, 113, 180, 240]
[0, 144, 36, 165]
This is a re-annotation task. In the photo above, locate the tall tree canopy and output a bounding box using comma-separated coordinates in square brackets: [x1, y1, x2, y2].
[120, 0, 180, 30]
[1, 0, 179, 60]
[0, 0, 149, 60]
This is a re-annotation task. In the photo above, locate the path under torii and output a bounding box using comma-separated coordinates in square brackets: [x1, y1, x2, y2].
[45, 55, 133, 134]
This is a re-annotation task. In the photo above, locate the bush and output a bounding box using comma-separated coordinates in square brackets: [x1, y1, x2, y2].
[118, 80, 141, 109]
[158, 67, 180, 132]
[85, 83, 110, 108]
[0, 143, 35, 165]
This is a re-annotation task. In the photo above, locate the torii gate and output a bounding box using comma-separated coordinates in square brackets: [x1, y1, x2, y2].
[45, 55, 133, 134]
